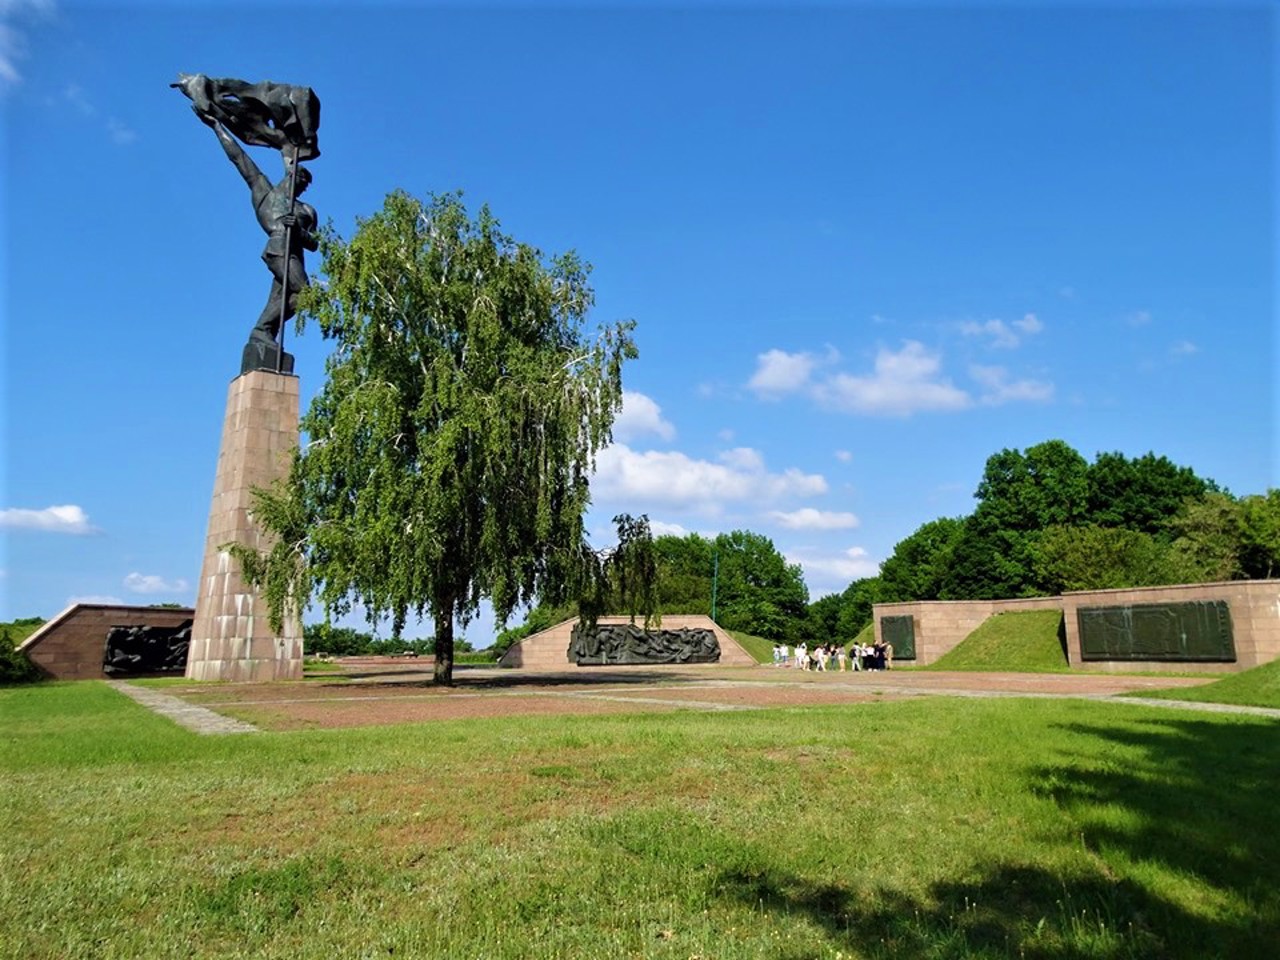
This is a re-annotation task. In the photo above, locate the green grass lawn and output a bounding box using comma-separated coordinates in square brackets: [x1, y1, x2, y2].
[1132, 657, 1280, 710]
[926, 609, 1070, 672]
[2, 681, 1276, 959]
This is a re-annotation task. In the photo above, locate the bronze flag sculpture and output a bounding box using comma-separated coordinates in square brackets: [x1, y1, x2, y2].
[173, 74, 321, 374]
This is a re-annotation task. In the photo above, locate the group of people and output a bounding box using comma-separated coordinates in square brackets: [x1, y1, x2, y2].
[771, 639, 894, 672]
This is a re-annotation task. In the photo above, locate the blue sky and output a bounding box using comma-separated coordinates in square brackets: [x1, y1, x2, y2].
[2, 2, 1275, 646]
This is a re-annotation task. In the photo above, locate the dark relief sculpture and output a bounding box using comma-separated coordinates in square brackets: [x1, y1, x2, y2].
[103, 621, 192, 676]
[173, 74, 321, 375]
[569, 623, 721, 666]
[1078, 601, 1236, 662]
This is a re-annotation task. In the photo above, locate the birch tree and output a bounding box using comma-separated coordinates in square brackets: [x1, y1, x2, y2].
[236, 191, 640, 684]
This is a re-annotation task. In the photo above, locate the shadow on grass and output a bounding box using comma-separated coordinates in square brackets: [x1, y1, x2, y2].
[716, 715, 1279, 958]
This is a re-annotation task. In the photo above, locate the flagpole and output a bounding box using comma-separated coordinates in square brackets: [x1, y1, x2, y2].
[276, 144, 299, 373]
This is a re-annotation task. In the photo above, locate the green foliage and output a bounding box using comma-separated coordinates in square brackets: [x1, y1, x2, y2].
[651, 533, 716, 614]
[711, 530, 809, 640]
[878, 517, 964, 602]
[575, 513, 661, 633]
[1087, 450, 1215, 537]
[1238, 490, 1280, 579]
[1167, 492, 1245, 581]
[599, 529, 809, 639]
[805, 592, 844, 640]
[302, 623, 374, 656]
[926, 610, 1069, 672]
[837, 577, 881, 637]
[302, 622, 474, 656]
[904, 441, 1250, 602]
[1032, 523, 1186, 593]
[0, 628, 42, 685]
[942, 441, 1090, 600]
[231, 191, 641, 684]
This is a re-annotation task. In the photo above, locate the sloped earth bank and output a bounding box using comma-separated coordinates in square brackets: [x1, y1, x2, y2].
[149, 662, 1227, 732]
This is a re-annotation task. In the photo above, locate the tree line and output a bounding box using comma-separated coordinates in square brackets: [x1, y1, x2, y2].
[827, 440, 1279, 638]
[500, 441, 1277, 649]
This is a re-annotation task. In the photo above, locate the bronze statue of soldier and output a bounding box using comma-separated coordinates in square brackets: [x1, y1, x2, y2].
[173, 74, 322, 374]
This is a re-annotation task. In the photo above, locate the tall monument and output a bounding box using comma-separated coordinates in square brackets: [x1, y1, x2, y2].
[174, 75, 321, 681]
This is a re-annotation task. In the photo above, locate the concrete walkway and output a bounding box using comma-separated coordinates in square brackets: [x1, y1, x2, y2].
[108, 680, 259, 735]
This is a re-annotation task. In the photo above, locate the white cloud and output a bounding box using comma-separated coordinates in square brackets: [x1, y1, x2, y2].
[1170, 340, 1199, 357]
[786, 546, 880, 594]
[748, 348, 817, 397]
[612, 390, 675, 442]
[1128, 310, 1153, 326]
[106, 118, 137, 145]
[0, 1, 52, 89]
[719, 447, 764, 471]
[813, 341, 971, 417]
[67, 594, 125, 607]
[0, 504, 95, 534]
[648, 519, 690, 537]
[592, 443, 827, 508]
[59, 80, 137, 145]
[124, 572, 190, 595]
[969, 364, 1054, 405]
[959, 313, 1043, 349]
[834, 450, 852, 463]
[769, 508, 859, 530]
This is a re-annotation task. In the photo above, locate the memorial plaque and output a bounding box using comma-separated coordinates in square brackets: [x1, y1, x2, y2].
[1078, 600, 1235, 662]
[880, 615, 916, 660]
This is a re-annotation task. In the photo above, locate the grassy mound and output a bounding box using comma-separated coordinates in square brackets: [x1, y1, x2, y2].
[1134, 658, 1280, 710]
[926, 609, 1068, 672]
[725, 629, 774, 663]
[850, 621, 874, 651]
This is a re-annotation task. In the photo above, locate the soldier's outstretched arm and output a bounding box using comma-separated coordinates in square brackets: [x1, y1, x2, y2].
[201, 114, 266, 193]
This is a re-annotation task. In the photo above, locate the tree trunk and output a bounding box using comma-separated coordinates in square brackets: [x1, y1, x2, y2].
[433, 600, 454, 686]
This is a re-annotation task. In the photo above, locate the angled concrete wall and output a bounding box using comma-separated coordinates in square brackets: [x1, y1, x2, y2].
[874, 579, 1280, 673]
[499, 615, 757, 670]
[18, 604, 196, 681]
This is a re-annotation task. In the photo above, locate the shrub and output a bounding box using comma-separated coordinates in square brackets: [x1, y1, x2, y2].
[0, 629, 41, 685]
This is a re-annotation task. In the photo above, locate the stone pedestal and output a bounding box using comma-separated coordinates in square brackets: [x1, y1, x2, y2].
[187, 370, 303, 681]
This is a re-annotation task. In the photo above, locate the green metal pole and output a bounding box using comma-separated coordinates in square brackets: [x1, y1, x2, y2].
[711, 549, 718, 622]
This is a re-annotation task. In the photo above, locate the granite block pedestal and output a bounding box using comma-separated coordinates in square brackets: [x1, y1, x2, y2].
[187, 370, 303, 681]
